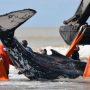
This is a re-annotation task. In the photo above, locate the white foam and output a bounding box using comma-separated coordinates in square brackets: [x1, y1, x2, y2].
[40, 45, 90, 60]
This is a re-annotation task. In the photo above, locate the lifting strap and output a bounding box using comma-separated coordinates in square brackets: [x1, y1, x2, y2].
[66, 25, 87, 57]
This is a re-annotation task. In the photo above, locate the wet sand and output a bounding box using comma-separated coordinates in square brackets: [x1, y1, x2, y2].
[1, 70, 90, 90]
[1, 65, 90, 90]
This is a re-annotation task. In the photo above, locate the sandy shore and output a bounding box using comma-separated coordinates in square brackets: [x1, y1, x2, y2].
[0, 27, 90, 90]
[0, 66, 90, 90]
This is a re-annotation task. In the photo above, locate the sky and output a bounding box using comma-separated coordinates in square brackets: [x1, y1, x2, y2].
[0, 0, 81, 27]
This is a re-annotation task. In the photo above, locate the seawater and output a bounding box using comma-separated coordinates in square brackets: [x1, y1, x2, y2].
[15, 27, 67, 48]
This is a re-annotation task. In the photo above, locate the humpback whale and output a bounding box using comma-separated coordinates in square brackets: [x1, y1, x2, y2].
[0, 9, 86, 80]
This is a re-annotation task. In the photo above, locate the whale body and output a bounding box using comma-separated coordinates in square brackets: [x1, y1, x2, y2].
[0, 9, 86, 80]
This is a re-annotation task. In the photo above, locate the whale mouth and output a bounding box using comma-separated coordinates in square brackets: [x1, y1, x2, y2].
[0, 9, 36, 32]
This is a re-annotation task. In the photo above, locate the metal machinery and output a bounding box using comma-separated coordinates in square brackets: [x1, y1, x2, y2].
[60, 0, 90, 45]
[59, 0, 90, 77]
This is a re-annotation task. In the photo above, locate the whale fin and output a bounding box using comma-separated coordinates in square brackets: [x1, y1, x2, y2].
[0, 9, 36, 32]
[0, 9, 36, 47]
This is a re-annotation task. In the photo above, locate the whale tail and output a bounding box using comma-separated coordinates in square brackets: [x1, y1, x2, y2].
[0, 9, 36, 32]
[0, 9, 36, 47]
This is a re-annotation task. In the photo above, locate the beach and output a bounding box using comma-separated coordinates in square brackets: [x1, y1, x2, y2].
[1, 27, 90, 90]
[1, 65, 90, 90]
